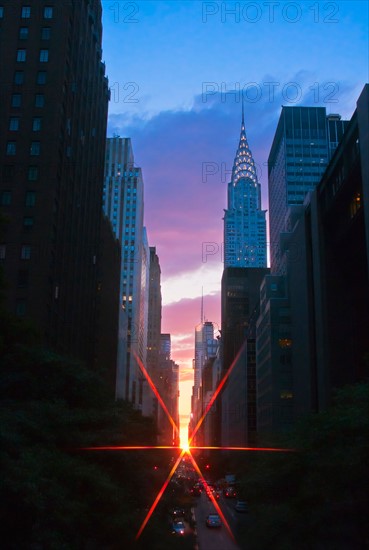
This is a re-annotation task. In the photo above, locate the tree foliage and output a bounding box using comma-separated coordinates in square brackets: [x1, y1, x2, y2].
[237, 383, 369, 549]
[0, 291, 172, 549]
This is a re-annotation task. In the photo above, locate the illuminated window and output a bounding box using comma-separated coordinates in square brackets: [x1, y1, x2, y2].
[278, 338, 292, 349]
[350, 192, 361, 219]
[280, 391, 293, 399]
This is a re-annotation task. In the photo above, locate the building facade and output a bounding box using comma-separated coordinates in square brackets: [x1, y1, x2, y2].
[0, 1, 110, 364]
[103, 137, 147, 404]
[268, 106, 348, 274]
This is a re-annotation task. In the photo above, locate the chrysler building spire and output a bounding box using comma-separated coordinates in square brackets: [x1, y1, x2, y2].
[223, 106, 267, 267]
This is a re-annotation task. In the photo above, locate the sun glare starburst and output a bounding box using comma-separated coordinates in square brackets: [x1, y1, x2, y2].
[81, 344, 295, 542]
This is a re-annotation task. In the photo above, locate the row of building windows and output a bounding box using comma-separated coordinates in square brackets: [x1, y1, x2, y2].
[14, 70, 48, 85]
[17, 26, 51, 40]
[0, 6, 53, 19]
[6, 141, 41, 156]
[9, 117, 42, 131]
[11, 93, 45, 107]
[0, 244, 33, 260]
[1, 190, 36, 207]
[16, 48, 49, 62]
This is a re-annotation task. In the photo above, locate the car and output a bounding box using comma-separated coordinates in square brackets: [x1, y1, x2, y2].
[206, 513, 221, 528]
[235, 500, 249, 513]
[224, 486, 237, 498]
[171, 508, 185, 520]
[171, 521, 185, 535]
[190, 485, 201, 496]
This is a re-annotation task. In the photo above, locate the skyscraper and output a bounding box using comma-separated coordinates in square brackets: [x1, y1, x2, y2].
[0, 1, 110, 363]
[268, 107, 348, 274]
[223, 107, 267, 268]
[103, 137, 147, 404]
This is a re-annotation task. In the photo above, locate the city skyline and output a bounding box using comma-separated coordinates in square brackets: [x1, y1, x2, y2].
[100, 0, 368, 431]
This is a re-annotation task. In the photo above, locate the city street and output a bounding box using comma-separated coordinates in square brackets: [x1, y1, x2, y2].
[194, 493, 246, 550]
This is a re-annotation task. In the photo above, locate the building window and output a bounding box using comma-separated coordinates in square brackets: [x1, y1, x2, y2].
[280, 390, 293, 399]
[2, 165, 14, 182]
[21, 245, 31, 260]
[11, 94, 22, 107]
[16, 301, 26, 317]
[23, 216, 34, 229]
[6, 142, 16, 156]
[21, 6, 31, 18]
[28, 166, 39, 181]
[0, 7, 4, 18]
[32, 118, 42, 131]
[25, 191, 36, 207]
[18, 270, 29, 288]
[30, 142, 40, 156]
[14, 71, 24, 84]
[41, 27, 51, 40]
[0, 191, 12, 206]
[19, 27, 29, 39]
[0, 245, 6, 260]
[35, 94, 44, 107]
[36, 71, 47, 84]
[17, 49, 26, 62]
[43, 6, 53, 18]
[278, 338, 292, 349]
[39, 49, 49, 62]
[9, 117, 20, 131]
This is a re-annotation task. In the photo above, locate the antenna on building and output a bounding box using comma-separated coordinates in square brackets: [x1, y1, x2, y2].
[201, 287, 204, 324]
[241, 92, 245, 125]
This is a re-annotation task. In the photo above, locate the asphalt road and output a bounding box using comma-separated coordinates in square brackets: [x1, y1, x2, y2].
[194, 493, 243, 550]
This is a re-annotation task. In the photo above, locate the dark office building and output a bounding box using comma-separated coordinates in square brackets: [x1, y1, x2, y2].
[0, 1, 110, 364]
[94, 215, 121, 394]
[259, 85, 369, 435]
[144, 246, 162, 418]
[220, 267, 269, 445]
[268, 107, 348, 274]
[221, 267, 269, 372]
[303, 84, 369, 406]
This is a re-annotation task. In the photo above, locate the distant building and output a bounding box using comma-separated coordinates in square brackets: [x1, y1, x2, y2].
[224, 107, 267, 267]
[157, 334, 179, 445]
[103, 137, 146, 405]
[144, 247, 162, 418]
[256, 275, 293, 435]
[0, 1, 110, 365]
[220, 267, 269, 445]
[191, 321, 218, 445]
